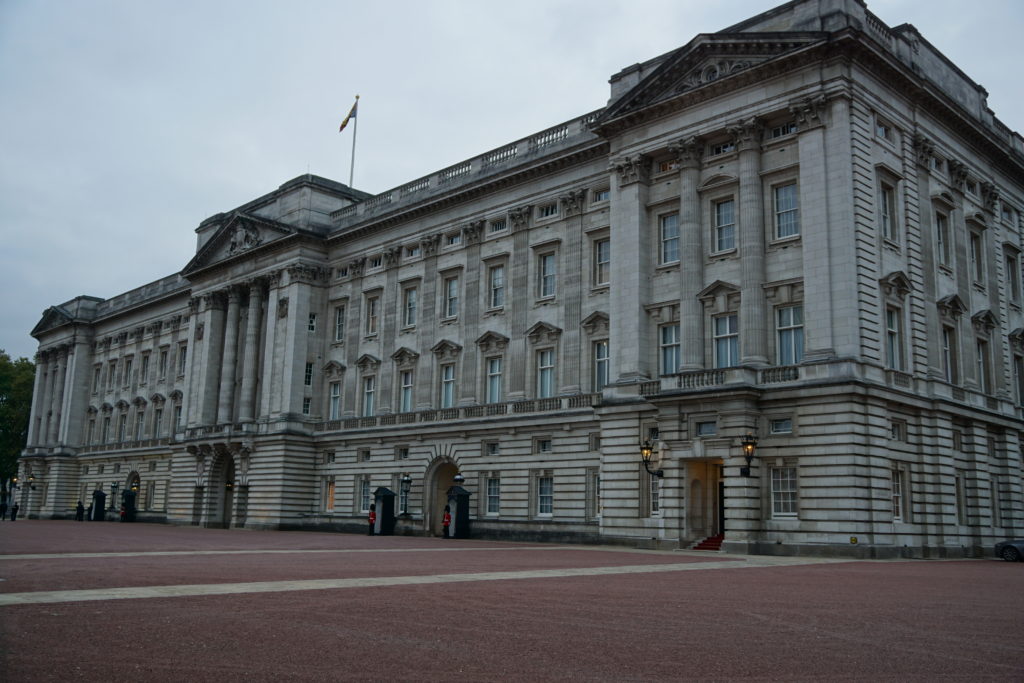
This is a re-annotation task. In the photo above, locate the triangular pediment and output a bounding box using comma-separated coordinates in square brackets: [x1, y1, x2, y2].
[182, 213, 295, 276]
[595, 32, 826, 132]
[937, 294, 967, 320]
[880, 271, 913, 299]
[580, 311, 609, 336]
[431, 339, 463, 359]
[31, 306, 74, 337]
[971, 309, 998, 333]
[391, 347, 420, 368]
[526, 321, 563, 345]
[322, 361, 346, 379]
[356, 354, 381, 371]
[475, 331, 510, 353]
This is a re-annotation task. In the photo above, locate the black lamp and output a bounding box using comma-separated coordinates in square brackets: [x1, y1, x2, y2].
[400, 474, 412, 514]
[639, 440, 664, 478]
[740, 433, 758, 476]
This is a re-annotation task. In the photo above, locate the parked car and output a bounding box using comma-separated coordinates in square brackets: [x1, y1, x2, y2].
[994, 539, 1024, 561]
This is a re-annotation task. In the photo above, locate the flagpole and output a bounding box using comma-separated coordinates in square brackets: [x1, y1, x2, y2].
[348, 95, 359, 187]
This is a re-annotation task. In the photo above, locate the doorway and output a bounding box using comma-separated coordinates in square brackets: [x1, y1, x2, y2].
[425, 459, 459, 536]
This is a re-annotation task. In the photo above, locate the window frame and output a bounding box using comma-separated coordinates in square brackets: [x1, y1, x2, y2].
[713, 314, 739, 368]
[776, 305, 804, 365]
[772, 182, 800, 239]
[770, 465, 799, 518]
[659, 212, 680, 265]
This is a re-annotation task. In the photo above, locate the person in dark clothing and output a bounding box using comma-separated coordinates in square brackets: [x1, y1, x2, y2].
[442, 505, 451, 538]
[75, 501, 85, 521]
[0, 501, 7, 520]
[368, 503, 376, 535]
[10, 502, 19, 521]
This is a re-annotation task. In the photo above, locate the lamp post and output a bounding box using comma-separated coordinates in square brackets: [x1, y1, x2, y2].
[400, 474, 412, 515]
[639, 440, 664, 478]
[452, 473, 465, 485]
[740, 433, 758, 477]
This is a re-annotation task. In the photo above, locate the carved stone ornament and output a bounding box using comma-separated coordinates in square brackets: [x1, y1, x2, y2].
[912, 133, 935, 169]
[228, 223, 263, 255]
[391, 347, 420, 368]
[356, 354, 381, 372]
[667, 137, 702, 170]
[697, 280, 741, 313]
[971, 309, 998, 334]
[937, 293, 967, 320]
[322, 361, 346, 379]
[611, 155, 649, 187]
[947, 159, 969, 190]
[879, 271, 913, 300]
[788, 94, 826, 130]
[462, 220, 484, 245]
[526, 321, 563, 345]
[559, 189, 587, 217]
[420, 234, 441, 256]
[674, 58, 757, 94]
[1009, 328, 1024, 353]
[348, 257, 367, 278]
[194, 321, 205, 341]
[728, 117, 763, 152]
[509, 206, 532, 232]
[277, 297, 289, 319]
[287, 264, 328, 284]
[580, 311, 609, 336]
[981, 182, 1000, 213]
[431, 339, 463, 360]
[383, 246, 402, 268]
[476, 331, 510, 353]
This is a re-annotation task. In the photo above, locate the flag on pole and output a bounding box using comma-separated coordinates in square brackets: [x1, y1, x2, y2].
[339, 96, 359, 132]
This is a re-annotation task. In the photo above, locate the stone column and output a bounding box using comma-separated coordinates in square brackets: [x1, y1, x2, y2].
[26, 351, 48, 446]
[673, 138, 705, 370]
[259, 271, 283, 418]
[609, 155, 652, 382]
[194, 292, 226, 427]
[217, 287, 241, 425]
[507, 206, 532, 399]
[49, 348, 68, 443]
[238, 281, 264, 423]
[559, 189, 586, 393]
[732, 118, 768, 366]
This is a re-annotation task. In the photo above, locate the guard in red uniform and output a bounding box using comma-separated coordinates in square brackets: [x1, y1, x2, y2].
[442, 505, 451, 538]
[368, 503, 376, 535]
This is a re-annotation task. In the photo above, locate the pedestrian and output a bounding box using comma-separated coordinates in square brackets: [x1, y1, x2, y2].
[442, 504, 451, 538]
[0, 500, 7, 520]
[119, 504, 126, 522]
[10, 502, 19, 521]
[367, 503, 376, 535]
[75, 500, 85, 521]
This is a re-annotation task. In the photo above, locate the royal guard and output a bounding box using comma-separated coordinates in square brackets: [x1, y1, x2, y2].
[442, 505, 452, 539]
[367, 503, 376, 536]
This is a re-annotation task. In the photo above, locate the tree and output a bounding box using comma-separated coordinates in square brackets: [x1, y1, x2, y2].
[0, 350, 35, 487]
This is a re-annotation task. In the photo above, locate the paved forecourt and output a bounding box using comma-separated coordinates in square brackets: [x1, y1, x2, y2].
[1, 521, 1021, 681]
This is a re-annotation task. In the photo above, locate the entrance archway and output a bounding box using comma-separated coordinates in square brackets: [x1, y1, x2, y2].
[206, 451, 235, 529]
[424, 458, 460, 536]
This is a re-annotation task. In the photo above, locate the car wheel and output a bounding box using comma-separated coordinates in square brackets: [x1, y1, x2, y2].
[1000, 546, 1021, 562]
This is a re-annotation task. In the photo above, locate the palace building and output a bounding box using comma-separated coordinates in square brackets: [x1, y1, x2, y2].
[19, 0, 1024, 557]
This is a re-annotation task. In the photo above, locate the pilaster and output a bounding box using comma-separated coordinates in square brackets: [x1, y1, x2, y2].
[672, 138, 705, 370]
[731, 117, 768, 366]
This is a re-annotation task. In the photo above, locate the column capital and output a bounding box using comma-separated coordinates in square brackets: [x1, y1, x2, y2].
[509, 205, 532, 232]
[559, 188, 587, 217]
[788, 94, 828, 131]
[667, 136, 703, 170]
[610, 154, 650, 187]
[728, 117, 763, 152]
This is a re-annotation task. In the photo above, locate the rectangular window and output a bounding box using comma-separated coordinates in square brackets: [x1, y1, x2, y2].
[405, 245, 421, 258]
[302, 397, 311, 415]
[359, 478, 371, 513]
[769, 121, 797, 138]
[885, 308, 904, 371]
[107, 361, 116, 390]
[876, 118, 894, 142]
[538, 202, 558, 219]
[324, 478, 335, 512]
[593, 238, 610, 286]
[649, 473, 660, 516]
[158, 350, 168, 379]
[135, 411, 145, 440]
[593, 340, 609, 391]
[486, 477, 500, 515]
[774, 183, 799, 238]
[891, 468, 905, 522]
[713, 314, 739, 368]
[976, 339, 992, 394]
[173, 405, 182, 430]
[446, 232, 462, 246]
[776, 305, 804, 365]
[991, 477, 1002, 527]
[399, 371, 414, 413]
[365, 295, 379, 335]
[536, 438, 552, 453]
[537, 475, 553, 515]
[308, 313, 317, 332]
[536, 349, 555, 398]
[362, 376, 376, 416]
[593, 188, 610, 202]
[660, 213, 680, 264]
[140, 355, 149, 384]
[970, 232, 985, 283]
[153, 408, 163, 438]
[770, 418, 792, 434]
[714, 199, 736, 251]
[329, 381, 341, 420]
[935, 212, 950, 267]
[710, 141, 735, 156]
[1007, 252, 1021, 302]
[93, 365, 101, 393]
[659, 324, 680, 375]
[440, 363, 456, 409]
[334, 304, 346, 341]
[369, 255, 382, 269]
[880, 182, 897, 241]
[695, 421, 717, 437]
[489, 218, 507, 233]
[443, 276, 460, 318]
[177, 344, 187, 376]
[117, 414, 127, 442]
[486, 357, 503, 403]
[304, 362, 314, 386]
[402, 286, 418, 327]
[123, 358, 133, 387]
[1014, 355, 1024, 406]
[485, 442, 500, 457]
[538, 253, 557, 298]
[102, 416, 111, 443]
[955, 472, 967, 525]
[942, 326, 959, 384]
[771, 466, 798, 517]
[488, 264, 505, 309]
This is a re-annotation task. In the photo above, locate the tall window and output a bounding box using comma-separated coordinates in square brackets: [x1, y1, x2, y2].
[153, 408, 163, 438]
[399, 371, 414, 413]
[140, 355, 150, 384]
[885, 307, 904, 371]
[440, 363, 456, 409]
[359, 478, 371, 512]
[976, 339, 992, 394]
[123, 358, 133, 387]
[537, 475, 553, 515]
[942, 326, 959, 384]
[329, 381, 341, 420]
[660, 213, 679, 263]
[308, 313, 317, 332]
[486, 477, 500, 515]
[177, 345, 188, 376]
[107, 361, 116, 390]
[714, 199, 735, 252]
[334, 304, 347, 341]
[158, 350, 168, 379]
[714, 314, 739, 368]
[935, 212, 950, 266]
[117, 414, 127, 442]
[592, 340, 609, 391]
[362, 376, 376, 416]
[402, 286, 418, 327]
[1014, 354, 1024, 406]
[93, 366, 101, 392]
[649, 473, 660, 516]
[891, 468, 905, 521]
[365, 296, 379, 335]
[880, 182, 897, 241]
[486, 357, 503, 403]
[304, 363, 314, 386]
[593, 238, 610, 285]
[324, 478, 335, 512]
[488, 264, 505, 309]
[774, 183, 799, 238]
[173, 405, 182, 430]
[443, 276, 460, 317]
[955, 472, 967, 525]
[776, 305, 804, 365]
[102, 416, 111, 443]
[969, 231, 985, 283]
[135, 410, 145, 440]
[536, 349, 555, 398]
[1006, 251, 1021, 302]
[538, 253, 557, 298]
[771, 466, 798, 517]
[659, 324, 680, 375]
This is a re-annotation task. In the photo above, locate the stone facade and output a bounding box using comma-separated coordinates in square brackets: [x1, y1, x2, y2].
[19, 0, 1024, 557]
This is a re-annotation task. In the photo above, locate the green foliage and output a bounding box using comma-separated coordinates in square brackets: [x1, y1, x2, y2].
[0, 349, 35, 483]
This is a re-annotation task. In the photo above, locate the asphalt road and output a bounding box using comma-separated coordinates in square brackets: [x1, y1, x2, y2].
[1, 520, 1021, 681]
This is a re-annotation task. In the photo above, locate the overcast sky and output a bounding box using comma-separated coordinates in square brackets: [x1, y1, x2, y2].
[1, 0, 1021, 361]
